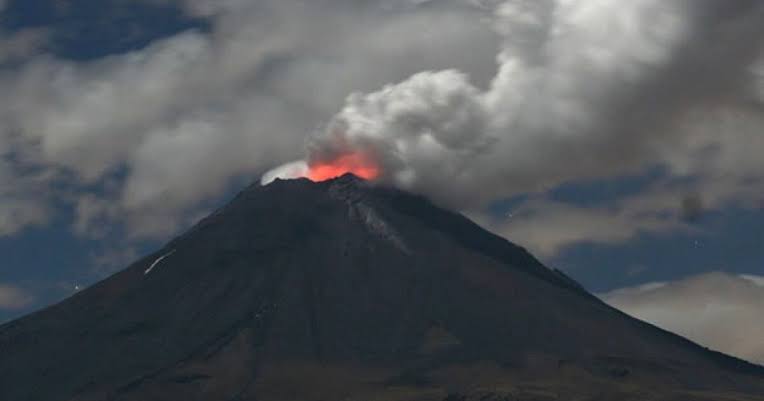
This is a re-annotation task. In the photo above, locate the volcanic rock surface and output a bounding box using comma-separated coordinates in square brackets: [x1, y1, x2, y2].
[1, 174, 762, 401]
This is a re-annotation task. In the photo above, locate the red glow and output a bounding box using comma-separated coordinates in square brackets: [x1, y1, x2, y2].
[306, 153, 380, 182]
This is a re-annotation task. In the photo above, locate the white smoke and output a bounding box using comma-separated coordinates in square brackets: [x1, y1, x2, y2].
[261, 160, 309, 185]
[265, 0, 764, 209]
[306, 70, 492, 197]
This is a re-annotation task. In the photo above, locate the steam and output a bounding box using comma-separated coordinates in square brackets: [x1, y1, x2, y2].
[264, 0, 764, 209]
[261, 161, 309, 184]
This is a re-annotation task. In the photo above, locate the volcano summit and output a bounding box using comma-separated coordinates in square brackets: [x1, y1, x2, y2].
[0, 175, 762, 401]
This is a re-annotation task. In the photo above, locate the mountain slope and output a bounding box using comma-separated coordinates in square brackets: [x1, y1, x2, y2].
[0, 174, 762, 401]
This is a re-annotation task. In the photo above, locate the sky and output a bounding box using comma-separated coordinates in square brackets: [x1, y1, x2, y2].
[0, 0, 763, 363]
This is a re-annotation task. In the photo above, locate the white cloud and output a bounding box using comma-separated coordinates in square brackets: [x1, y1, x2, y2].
[602, 272, 764, 364]
[0, 284, 34, 311]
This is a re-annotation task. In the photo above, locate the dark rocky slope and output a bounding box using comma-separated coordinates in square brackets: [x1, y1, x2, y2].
[1, 174, 762, 401]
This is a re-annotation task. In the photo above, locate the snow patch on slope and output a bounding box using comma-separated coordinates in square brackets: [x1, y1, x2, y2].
[144, 250, 176, 275]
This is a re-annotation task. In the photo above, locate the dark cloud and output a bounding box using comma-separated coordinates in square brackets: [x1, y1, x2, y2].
[680, 193, 704, 223]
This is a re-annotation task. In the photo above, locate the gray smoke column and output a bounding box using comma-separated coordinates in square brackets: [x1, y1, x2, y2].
[263, 0, 764, 209]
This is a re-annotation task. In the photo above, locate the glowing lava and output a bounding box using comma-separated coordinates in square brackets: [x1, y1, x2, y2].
[306, 153, 380, 182]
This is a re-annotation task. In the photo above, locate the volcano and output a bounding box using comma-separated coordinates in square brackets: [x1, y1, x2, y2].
[1, 174, 762, 401]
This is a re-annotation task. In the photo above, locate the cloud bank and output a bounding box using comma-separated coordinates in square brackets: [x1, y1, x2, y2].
[603, 272, 764, 364]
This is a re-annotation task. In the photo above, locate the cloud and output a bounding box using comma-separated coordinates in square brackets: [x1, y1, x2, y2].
[0, 198, 48, 237]
[0, 284, 34, 311]
[0, 28, 48, 65]
[471, 196, 683, 258]
[472, 159, 764, 259]
[0, 158, 52, 236]
[89, 246, 140, 275]
[602, 272, 764, 364]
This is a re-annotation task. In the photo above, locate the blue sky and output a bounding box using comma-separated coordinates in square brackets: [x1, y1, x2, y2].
[2, 0, 206, 60]
[0, 0, 763, 363]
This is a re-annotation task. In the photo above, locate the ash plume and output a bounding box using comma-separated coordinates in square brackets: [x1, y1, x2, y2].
[265, 0, 764, 210]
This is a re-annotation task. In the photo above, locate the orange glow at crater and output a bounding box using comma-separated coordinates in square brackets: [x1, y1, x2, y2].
[306, 153, 380, 182]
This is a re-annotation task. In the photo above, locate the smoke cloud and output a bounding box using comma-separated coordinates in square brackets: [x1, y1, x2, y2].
[266, 0, 764, 210]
